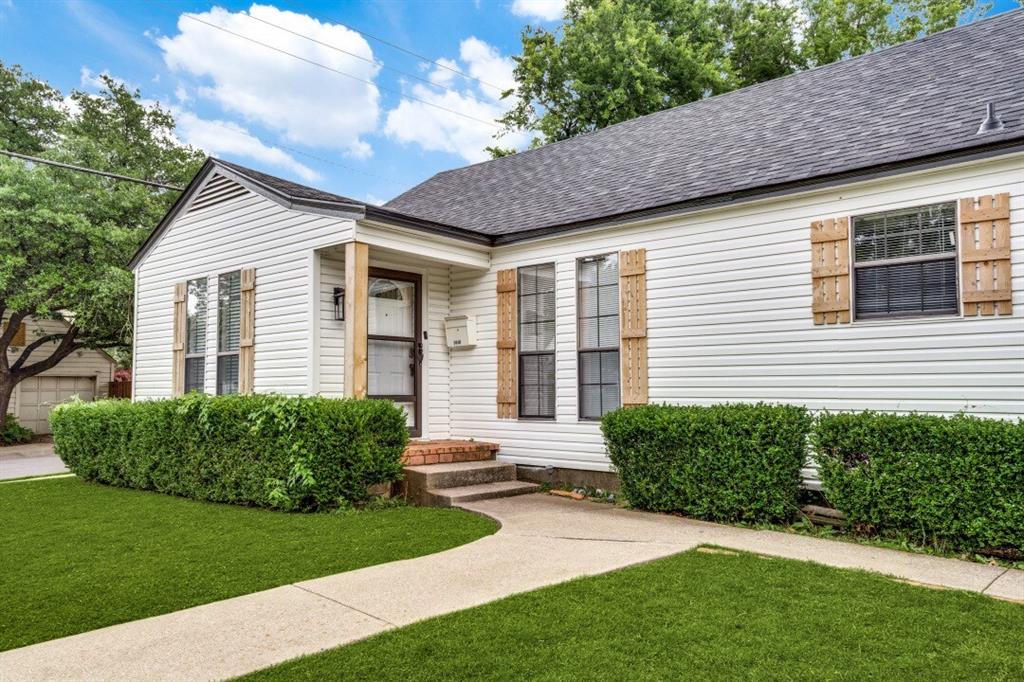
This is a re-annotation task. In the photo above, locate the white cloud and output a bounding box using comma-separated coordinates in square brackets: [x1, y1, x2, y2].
[158, 3, 380, 159]
[510, 0, 565, 22]
[384, 37, 529, 163]
[174, 110, 320, 182]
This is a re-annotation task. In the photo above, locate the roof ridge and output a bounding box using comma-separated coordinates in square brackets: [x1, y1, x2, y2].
[418, 8, 1020, 181]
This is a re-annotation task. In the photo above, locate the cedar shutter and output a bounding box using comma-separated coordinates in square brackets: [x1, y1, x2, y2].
[810, 217, 851, 324]
[239, 267, 256, 394]
[960, 193, 1012, 317]
[171, 282, 187, 397]
[496, 268, 517, 418]
[619, 248, 648, 406]
[4, 322, 26, 347]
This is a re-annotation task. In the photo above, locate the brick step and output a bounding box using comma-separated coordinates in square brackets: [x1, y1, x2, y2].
[423, 480, 541, 508]
[405, 460, 516, 491]
[402, 439, 499, 466]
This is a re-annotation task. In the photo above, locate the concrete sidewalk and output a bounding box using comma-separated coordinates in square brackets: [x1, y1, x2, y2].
[2, 494, 1021, 681]
[0, 441, 67, 481]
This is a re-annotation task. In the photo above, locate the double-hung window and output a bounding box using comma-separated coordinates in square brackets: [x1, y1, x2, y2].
[217, 270, 241, 394]
[852, 202, 959, 319]
[184, 278, 207, 393]
[577, 254, 620, 419]
[518, 263, 556, 419]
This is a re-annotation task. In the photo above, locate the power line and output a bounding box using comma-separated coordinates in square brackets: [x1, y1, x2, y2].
[0, 150, 184, 190]
[239, 11, 499, 97]
[180, 14, 502, 130]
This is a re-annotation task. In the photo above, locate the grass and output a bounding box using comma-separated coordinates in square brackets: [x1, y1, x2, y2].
[244, 549, 1024, 682]
[0, 477, 496, 651]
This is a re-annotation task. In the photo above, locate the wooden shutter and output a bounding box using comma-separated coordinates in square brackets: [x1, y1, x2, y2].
[496, 268, 517, 419]
[171, 282, 187, 397]
[619, 248, 648, 407]
[239, 268, 256, 394]
[810, 217, 851, 324]
[960, 193, 1012, 317]
[4, 322, 26, 347]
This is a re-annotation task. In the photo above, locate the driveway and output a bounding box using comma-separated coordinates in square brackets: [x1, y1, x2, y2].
[0, 440, 68, 481]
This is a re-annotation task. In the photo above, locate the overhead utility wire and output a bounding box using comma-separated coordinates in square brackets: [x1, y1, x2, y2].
[181, 14, 502, 130]
[0, 150, 184, 190]
[239, 11, 501, 96]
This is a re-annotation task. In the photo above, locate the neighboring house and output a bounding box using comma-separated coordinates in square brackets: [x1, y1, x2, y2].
[2, 316, 115, 434]
[130, 13, 1024, 486]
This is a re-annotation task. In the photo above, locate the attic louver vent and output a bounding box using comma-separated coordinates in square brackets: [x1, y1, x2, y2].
[187, 174, 249, 213]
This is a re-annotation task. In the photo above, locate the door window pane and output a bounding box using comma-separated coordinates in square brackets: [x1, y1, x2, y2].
[368, 277, 415, 337]
[368, 339, 414, 396]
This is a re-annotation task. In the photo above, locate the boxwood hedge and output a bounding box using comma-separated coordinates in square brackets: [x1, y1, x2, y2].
[815, 411, 1023, 553]
[602, 403, 812, 523]
[50, 393, 409, 511]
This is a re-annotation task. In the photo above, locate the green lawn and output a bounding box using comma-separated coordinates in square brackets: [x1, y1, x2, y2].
[245, 549, 1024, 682]
[0, 477, 496, 651]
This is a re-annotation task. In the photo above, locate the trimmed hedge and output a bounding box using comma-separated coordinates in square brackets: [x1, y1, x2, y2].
[815, 412, 1024, 553]
[602, 403, 812, 523]
[51, 394, 409, 511]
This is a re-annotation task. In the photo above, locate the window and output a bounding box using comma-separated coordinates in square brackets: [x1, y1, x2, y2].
[184, 278, 207, 393]
[577, 254, 620, 419]
[518, 263, 556, 418]
[852, 202, 958, 320]
[217, 270, 241, 394]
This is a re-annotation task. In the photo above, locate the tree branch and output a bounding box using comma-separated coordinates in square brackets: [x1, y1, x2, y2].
[12, 326, 81, 380]
[10, 333, 68, 371]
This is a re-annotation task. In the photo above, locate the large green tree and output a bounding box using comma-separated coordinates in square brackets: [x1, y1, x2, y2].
[0, 64, 204, 427]
[497, 0, 985, 150]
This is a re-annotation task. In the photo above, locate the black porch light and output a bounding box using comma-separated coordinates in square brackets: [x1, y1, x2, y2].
[333, 286, 345, 321]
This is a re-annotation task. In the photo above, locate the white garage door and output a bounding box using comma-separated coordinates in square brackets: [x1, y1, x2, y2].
[18, 376, 96, 434]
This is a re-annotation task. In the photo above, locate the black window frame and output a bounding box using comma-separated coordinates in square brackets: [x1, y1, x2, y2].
[851, 201, 960, 321]
[216, 270, 241, 395]
[576, 253, 620, 420]
[517, 263, 556, 420]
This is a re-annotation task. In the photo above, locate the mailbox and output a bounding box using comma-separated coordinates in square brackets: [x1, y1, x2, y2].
[444, 314, 477, 350]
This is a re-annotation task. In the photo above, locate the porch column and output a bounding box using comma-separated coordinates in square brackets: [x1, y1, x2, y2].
[344, 241, 369, 398]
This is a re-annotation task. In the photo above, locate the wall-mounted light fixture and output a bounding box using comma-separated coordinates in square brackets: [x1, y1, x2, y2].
[333, 286, 345, 321]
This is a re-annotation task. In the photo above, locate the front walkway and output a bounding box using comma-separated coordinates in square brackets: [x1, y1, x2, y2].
[0, 441, 67, 481]
[3, 494, 1021, 681]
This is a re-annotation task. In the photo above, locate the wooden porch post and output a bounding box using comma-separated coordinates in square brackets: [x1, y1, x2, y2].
[344, 241, 369, 398]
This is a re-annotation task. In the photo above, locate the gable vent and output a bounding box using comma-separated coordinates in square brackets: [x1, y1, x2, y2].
[187, 174, 249, 213]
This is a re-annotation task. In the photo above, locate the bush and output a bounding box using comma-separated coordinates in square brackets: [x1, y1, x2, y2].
[602, 403, 812, 523]
[50, 394, 409, 511]
[1, 413, 34, 445]
[815, 412, 1024, 553]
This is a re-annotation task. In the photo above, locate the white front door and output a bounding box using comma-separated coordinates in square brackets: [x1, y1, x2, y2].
[366, 269, 422, 436]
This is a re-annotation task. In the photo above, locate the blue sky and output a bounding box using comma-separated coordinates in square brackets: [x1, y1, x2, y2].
[1, 1, 1018, 204]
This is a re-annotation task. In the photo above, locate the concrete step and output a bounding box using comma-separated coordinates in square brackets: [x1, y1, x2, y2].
[423, 480, 541, 507]
[405, 460, 516, 491]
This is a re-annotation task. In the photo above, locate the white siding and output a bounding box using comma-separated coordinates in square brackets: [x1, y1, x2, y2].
[133, 174, 355, 398]
[4, 315, 115, 422]
[449, 154, 1024, 472]
[318, 249, 346, 397]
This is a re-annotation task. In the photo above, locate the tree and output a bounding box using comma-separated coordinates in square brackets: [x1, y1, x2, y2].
[497, 0, 985, 147]
[0, 64, 205, 428]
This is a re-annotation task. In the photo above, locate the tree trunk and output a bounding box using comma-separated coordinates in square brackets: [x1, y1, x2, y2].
[0, 375, 13, 430]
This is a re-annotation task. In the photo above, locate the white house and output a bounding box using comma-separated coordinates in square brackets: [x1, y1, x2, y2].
[130, 13, 1024, 488]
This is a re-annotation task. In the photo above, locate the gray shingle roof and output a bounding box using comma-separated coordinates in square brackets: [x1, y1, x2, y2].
[385, 10, 1024, 239]
[215, 159, 364, 206]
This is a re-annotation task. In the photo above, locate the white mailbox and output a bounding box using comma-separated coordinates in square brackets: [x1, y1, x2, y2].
[444, 314, 477, 350]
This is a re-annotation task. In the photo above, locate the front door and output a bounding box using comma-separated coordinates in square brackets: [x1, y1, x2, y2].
[367, 268, 422, 436]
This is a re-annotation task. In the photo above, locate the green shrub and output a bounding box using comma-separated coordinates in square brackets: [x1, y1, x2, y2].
[1, 413, 34, 445]
[602, 403, 812, 523]
[815, 412, 1024, 553]
[50, 394, 409, 511]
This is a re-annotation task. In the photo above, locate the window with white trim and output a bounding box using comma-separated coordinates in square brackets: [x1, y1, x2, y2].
[217, 270, 241, 395]
[852, 202, 958, 319]
[577, 254, 620, 419]
[184, 278, 207, 393]
[518, 263, 556, 419]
